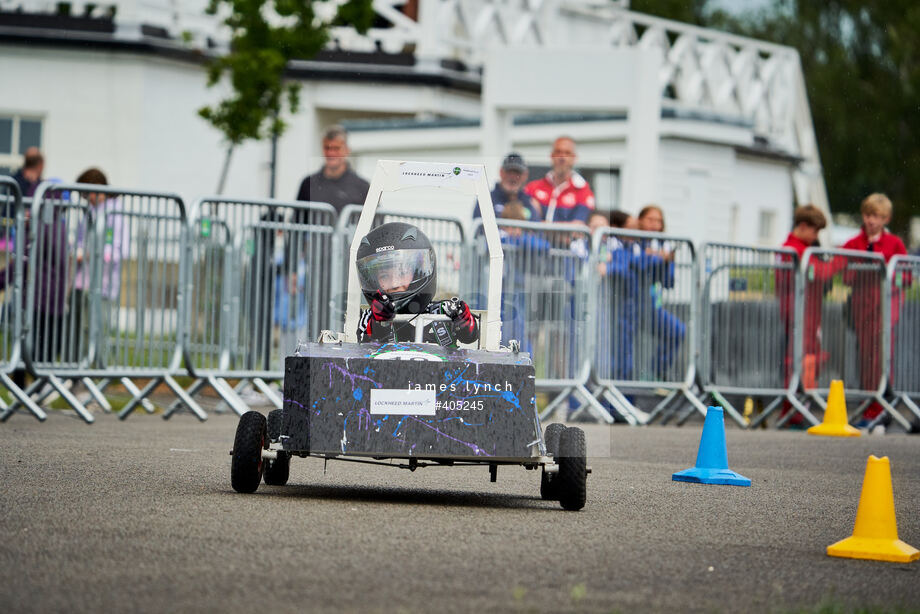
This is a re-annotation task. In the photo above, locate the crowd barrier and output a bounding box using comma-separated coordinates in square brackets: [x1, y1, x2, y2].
[1, 179, 917, 430]
[888, 256, 920, 423]
[172, 197, 337, 418]
[697, 243, 799, 428]
[587, 228, 706, 426]
[0, 182, 201, 423]
[468, 219, 603, 422]
[0, 179, 45, 421]
[794, 248, 892, 427]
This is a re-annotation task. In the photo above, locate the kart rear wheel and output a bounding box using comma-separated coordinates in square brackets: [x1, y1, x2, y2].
[267, 409, 283, 443]
[231, 411, 266, 494]
[544, 423, 566, 457]
[263, 452, 290, 486]
[556, 426, 587, 511]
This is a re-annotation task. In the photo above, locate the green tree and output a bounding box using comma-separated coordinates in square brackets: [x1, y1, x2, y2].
[633, 0, 920, 236]
[199, 0, 375, 191]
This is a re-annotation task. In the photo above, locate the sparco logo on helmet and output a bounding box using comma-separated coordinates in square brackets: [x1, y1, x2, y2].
[375, 245, 394, 252]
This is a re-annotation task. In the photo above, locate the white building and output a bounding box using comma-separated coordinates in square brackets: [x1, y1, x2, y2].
[0, 0, 828, 247]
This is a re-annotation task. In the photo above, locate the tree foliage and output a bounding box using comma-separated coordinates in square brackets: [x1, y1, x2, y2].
[633, 0, 920, 233]
[199, 0, 375, 145]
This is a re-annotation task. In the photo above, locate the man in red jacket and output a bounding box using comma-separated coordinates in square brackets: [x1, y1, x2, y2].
[524, 136, 595, 223]
[841, 193, 907, 431]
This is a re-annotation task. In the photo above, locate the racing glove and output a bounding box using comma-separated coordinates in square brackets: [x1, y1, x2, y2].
[442, 297, 479, 343]
[358, 291, 395, 342]
[371, 291, 395, 322]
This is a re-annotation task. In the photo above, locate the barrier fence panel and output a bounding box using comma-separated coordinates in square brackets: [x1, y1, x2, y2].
[698, 243, 800, 428]
[468, 219, 607, 421]
[331, 205, 467, 336]
[887, 255, 920, 425]
[798, 247, 896, 426]
[176, 197, 336, 417]
[11, 182, 196, 423]
[587, 228, 709, 425]
[0, 179, 45, 421]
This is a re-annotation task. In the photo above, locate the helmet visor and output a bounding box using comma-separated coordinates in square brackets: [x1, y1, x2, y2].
[357, 248, 435, 299]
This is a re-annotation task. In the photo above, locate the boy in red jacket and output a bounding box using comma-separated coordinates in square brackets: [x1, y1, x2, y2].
[841, 193, 907, 430]
[777, 204, 834, 426]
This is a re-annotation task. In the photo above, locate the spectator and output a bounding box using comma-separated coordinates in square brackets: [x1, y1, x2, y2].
[295, 125, 369, 215]
[12, 147, 43, 198]
[524, 137, 595, 223]
[473, 152, 542, 222]
[72, 168, 127, 366]
[610, 210, 637, 231]
[841, 193, 908, 431]
[777, 204, 834, 427]
[634, 205, 685, 379]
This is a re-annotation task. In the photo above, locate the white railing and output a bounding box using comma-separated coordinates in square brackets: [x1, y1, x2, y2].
[334, 0, 828, 215]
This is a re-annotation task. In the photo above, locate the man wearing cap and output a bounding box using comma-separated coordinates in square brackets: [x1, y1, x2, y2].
[473, 152, 542, 222]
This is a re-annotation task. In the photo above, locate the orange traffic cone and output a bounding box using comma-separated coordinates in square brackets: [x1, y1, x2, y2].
[807, 380, 860, 437]
[827, 455, 919, 563]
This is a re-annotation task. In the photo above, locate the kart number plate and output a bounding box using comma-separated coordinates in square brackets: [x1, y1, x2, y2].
[370, 389, 436, 416]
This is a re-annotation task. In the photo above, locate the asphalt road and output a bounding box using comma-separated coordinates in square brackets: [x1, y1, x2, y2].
[1, 411, 918, 614]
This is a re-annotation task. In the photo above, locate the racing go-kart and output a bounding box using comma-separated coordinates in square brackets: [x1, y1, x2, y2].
[229, 160, 589, 510]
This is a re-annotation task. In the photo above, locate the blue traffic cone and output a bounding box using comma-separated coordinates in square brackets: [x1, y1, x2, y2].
[672, 407, 751, 486]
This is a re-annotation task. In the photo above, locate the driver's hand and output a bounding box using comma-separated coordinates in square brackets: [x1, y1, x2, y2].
[447, 298, 475, 331]
[370, 291, 395, 322]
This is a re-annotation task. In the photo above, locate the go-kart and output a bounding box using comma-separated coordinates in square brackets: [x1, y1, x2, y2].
[230, 160, 589, 510]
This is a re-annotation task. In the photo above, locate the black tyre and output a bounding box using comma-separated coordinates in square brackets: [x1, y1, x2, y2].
[231, 411, 266, 494]
[556, 426, 587, 511]
[263, 452, 290, 486]
[540, 467, 558, 501]
[544, 423, 566, 457]
[267, 409, 283, 443]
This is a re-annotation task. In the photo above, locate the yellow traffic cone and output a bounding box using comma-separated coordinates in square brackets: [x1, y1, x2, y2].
[807, 380, 861, 437]
[827, 455, 919, 563]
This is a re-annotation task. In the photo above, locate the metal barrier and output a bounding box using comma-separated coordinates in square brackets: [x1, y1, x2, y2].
[173, 197, 337, 417]
[331, 205, 467, 335]
[587, 228, 706, 425]
[0, 179, 45, 421]
[886, 255, 920, 424]
[796, 247, 909, 428]
[697, 243, 800, 428]
[5, 187, 918, 433]
[3, 182, 198, 423]
[468, 219, 605, 421]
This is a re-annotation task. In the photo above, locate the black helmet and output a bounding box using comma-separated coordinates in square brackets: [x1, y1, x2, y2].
[356, 222, 437, 313]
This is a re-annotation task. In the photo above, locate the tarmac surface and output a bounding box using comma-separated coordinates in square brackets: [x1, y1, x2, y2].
[1, 410, 919, 614]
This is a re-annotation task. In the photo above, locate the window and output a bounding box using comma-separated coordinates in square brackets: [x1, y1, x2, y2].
[0, 118, 12, 155]
[0, 115, 44, 175]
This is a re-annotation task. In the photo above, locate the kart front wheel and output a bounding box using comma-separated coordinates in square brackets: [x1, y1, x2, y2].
[231, 411, 266, 493]
[543, 423, 566, 457]
[556, 426, 587, 511]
